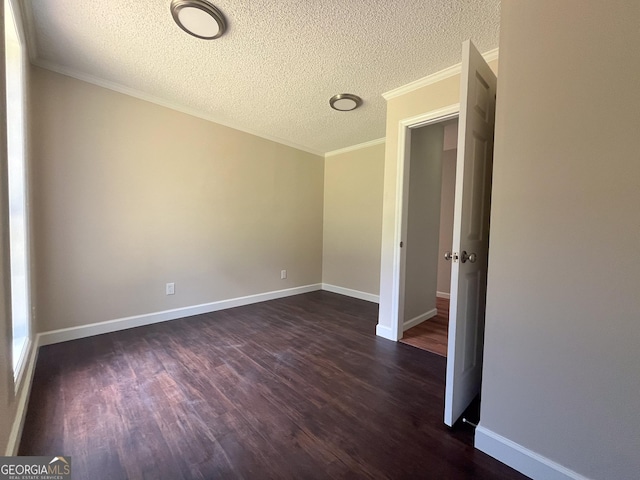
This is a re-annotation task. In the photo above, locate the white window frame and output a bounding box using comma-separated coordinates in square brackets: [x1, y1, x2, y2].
[4, 0, 31, 384]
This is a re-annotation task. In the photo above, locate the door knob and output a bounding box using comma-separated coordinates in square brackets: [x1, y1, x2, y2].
[444, 251, 458, 261]
[460, 251, 477, 263]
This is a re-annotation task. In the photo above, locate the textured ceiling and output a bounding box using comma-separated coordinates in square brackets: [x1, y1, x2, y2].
[23, 0, 500, 155]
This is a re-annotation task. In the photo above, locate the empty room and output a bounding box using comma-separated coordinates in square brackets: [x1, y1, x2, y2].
[1, 1, 638, 479]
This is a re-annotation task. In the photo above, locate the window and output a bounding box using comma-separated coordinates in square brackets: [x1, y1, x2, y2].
[4, 0, 30, 377]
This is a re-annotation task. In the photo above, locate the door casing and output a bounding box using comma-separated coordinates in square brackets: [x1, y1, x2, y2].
[390, 104, 460, 341]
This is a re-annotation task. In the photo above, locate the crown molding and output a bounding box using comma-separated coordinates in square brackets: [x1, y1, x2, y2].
[382, 47, 499, 100]
[324, 137, 385, 158]
[7, 0, 34, 59]
[31, 59, 325, 157]
[19, 0, 324, 156]
[12, 0, 38, 64]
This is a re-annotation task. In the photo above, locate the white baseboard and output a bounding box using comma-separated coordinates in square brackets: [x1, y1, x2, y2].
[375, 323, 396, 341]
[436, 291, 450, 299]
[321, 284, 379, 303]
[403, 308, 438, 331]
[5, 338, 39, 456]
[475, 426, 589, 480]
[39, 284, 322, 346]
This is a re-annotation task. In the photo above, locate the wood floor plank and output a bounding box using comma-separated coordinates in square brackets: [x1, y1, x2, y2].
[400, 297, 450, 356]
[20, 291, 525, 479]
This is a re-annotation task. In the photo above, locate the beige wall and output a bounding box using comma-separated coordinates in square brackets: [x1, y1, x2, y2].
[322, 143, 384, 296]
[377, 58, 498, 339]
[436, 148, 456, 294]
[31, 67, 324, 332]
[403, 124, 443, 323]
[480, 1, 640, 479]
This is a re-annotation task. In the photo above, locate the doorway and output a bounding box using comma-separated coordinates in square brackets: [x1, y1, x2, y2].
[381, 40, 496, 427]
[399, 119, 458, 357]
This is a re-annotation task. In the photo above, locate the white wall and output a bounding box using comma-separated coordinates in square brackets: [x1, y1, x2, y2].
[478, 1, 640, 479]
[403, 124, 444, 324]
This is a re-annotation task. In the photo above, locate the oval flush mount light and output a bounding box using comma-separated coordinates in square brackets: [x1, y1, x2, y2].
[329, 93, 363, 112]
[170, 0, 227, 40]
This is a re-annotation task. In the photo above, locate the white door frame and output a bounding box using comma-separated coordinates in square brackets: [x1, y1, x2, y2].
[390, 103, 460, 340]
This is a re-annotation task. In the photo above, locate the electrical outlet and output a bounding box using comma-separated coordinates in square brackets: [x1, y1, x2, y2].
[281, 270, 287, 280]
[166, 282, 175, 295]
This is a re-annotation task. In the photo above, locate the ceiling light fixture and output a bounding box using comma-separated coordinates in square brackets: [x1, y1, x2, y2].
[329, 93, 363, 112]
[170, 0, 227, 40]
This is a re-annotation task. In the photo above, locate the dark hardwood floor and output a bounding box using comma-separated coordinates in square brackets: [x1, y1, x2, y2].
[20, 291, 525, 479]
[400, 297, 449, 357]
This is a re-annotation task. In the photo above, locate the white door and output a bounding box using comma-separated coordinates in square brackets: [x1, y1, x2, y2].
[444, 40, 497, 426]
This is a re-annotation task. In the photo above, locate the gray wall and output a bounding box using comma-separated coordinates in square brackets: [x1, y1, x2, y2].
[403, 124, 444, 324]
[436, 148, 456, 295]
[480, 1, 640, 478]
